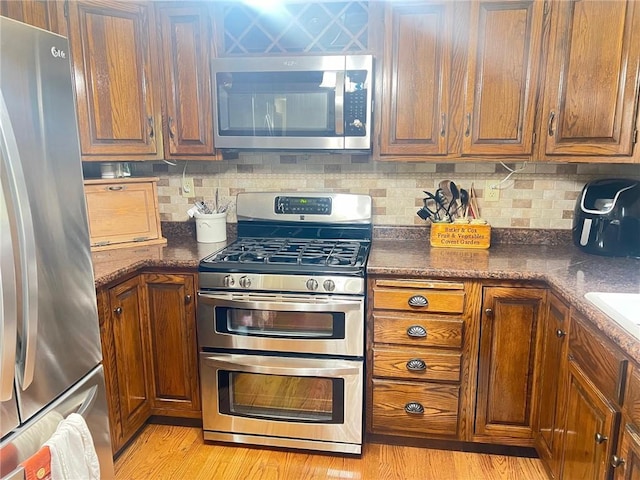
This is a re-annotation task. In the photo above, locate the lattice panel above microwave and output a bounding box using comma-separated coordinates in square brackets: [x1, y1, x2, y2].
[221, 1, 369, 55]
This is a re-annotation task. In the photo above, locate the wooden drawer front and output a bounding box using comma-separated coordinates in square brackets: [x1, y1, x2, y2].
[373, 314, 463, 349]
[569, 319, 628, 404]
[373, 347, 461, 382]
[373, 287, 465, 314]
[371, 379, 459, 437]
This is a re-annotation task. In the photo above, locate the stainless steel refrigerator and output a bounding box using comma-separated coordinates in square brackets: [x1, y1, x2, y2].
[0, 17, 115, 480]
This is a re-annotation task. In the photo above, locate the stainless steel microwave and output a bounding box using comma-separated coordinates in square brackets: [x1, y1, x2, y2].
[211, 55, 373, 152]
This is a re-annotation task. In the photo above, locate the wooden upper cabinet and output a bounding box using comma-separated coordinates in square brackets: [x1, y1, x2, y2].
[379, 1, 452, 156]
[0, 0, 66, 35]
[67, 0, 162, 160]
[462, 0, 544, 155]
[156, 3, 216, 159]
[540, 0, 640, 160]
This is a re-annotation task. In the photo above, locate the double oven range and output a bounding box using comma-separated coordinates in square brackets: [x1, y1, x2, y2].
[197, 192, 372, 454]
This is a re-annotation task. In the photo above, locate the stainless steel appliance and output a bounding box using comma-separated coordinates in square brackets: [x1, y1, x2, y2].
[211, 55, 373, 152]
[197, 192, 372, 454]
[0, 18, 114, 479]
[573, 178, 640, 258]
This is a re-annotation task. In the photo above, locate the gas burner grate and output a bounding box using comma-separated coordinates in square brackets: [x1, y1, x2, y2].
[204, 238, 366, 268]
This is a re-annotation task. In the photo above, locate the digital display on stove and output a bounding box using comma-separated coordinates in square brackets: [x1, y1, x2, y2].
[275, 196, 332, 215]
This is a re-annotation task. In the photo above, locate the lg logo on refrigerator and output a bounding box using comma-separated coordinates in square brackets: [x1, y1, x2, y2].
[50, 46, 66, 59]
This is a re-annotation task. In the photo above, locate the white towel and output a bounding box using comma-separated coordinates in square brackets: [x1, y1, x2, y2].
[44, 413, 100, 480]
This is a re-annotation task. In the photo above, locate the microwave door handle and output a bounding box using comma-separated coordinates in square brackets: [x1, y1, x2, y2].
[0, 93, 38, 390]
[335, 71, 345, 135]
[203, 354, 360, 377]
[0, 179, 17, 402]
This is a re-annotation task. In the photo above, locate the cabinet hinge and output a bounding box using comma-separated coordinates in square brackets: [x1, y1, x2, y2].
[543, 1, 549, 16]
[63, 0, 69, 19]
[133, 237, 149, 242]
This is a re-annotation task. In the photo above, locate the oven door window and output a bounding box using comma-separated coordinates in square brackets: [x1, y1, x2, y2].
[217, 307, 345, 339]
[219, 371, 344, 423]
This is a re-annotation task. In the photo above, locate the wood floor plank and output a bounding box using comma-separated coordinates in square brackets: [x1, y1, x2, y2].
[115, 424, 549, 479]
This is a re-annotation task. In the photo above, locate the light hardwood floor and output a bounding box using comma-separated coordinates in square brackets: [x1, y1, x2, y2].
[114, 424, 548, 479]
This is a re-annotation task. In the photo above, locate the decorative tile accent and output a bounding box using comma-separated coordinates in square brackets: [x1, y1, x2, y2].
[146, 155, 640, 229]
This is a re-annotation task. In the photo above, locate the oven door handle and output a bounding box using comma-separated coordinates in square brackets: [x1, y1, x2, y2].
[198, 294, 362, 313]
[202, 354, 361, 377]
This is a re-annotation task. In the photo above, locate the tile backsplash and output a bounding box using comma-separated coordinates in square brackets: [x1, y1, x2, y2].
[128, 154, 640, 229]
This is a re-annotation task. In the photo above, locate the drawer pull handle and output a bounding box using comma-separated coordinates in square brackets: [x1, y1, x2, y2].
[611, 455, 625, 468]
[408, 295, 428, 308]
[406, 359, 427, 372]
[114, 307, 122, 316]
[107, 185, 125, 191]
[404, 402, 424, 415]
[406, 325, 427, 338]
[595, 432, 608, 444]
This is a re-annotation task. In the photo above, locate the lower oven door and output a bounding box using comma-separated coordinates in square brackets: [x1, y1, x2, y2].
[199, 352, 363, 454]
[197, 291, 364, 357]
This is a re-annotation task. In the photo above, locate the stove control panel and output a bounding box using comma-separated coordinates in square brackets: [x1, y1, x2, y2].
[199, 273, 365, 295]
[275, 196, 332, 215]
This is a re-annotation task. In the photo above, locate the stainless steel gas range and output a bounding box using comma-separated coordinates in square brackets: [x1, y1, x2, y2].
[197, 192, 372, 454]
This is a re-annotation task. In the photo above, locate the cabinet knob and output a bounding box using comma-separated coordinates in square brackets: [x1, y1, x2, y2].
[185, 294, 192, 304]
[611, 455, 625, 468]
[595, 432, 608, 444]
[556, 329, 566, 338]
[114, 307, 122, 316]
[406, 359, 427, 372]
[407, 295, 428, 308]
[404, 402, 424, 415]
[485, 308, 493, 317]
[406, 325, 427, 338]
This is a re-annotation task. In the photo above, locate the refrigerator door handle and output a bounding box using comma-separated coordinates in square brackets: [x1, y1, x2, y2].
[0, 170, 18, 402]
[0, 93, 39, 390]
[75, 385, 98, 418]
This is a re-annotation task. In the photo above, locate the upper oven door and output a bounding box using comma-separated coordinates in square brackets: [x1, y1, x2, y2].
[211, 55, 372, 151]
[197, 291, 364, 357]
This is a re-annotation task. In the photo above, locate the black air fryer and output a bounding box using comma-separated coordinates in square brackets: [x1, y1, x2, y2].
[572, 179, 640, 258]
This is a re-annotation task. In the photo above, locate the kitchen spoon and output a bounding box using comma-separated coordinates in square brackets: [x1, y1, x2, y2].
[459, 188, 469, 218]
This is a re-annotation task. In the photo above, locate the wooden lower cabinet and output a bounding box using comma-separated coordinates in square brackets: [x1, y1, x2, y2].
[474, 286, 546, 445]
[144, 272, 200, 417]
[536, 292, 570, 478]
[615, 424, 640, 479]
[98, 275, 151, 453]
[561, 359, 619, 480]
[98, 270, 200, 454]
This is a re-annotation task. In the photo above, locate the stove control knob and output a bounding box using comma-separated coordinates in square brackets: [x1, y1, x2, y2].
[239, 276, 252, 288]
[223, 275, 235, 287]
[306, 279, 318, 291]
[323, 279, 336, 292]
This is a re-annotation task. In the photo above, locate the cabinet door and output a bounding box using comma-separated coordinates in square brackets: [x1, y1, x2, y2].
[615, 424, 640, 480]
[109, 275, 151, 446]
[157, 3, 217, 159]
[540, 0, 640, 158]
[475, 286, 546, 444]
[67, 0, 162, 159]
[535, 292, 570, 478]
[561, 359, 619, 480]
[144, 273, 200, 417]
[379, 1, 451, 155]
[0, 0, 65, 35]
[462, 0, 544, 155]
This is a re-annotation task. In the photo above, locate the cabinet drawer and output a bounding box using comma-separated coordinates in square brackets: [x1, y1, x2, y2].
[569, 317, 628, 404]
[373, 347, 461, 382]
[373, 313, 463, 348]
[371, 379, 459, 437]
[373, 280, 465, 314]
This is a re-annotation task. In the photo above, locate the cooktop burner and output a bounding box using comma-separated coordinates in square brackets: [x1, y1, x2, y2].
[200, 238, 369, 274]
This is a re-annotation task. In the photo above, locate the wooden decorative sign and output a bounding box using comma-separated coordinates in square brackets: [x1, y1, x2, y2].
[430, 222, 491, 249]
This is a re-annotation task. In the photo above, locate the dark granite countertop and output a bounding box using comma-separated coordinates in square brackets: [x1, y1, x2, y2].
[91, 231, 640, 364]
[369, 239, 640, 363]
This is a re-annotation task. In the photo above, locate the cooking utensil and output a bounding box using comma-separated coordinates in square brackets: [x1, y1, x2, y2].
[438, 180, 459, 220]
[459, 188, 469, 218]
[422, 190, 450, 222]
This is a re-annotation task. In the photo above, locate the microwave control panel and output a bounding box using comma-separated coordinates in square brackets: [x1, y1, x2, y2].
[345, 70, 369, 136]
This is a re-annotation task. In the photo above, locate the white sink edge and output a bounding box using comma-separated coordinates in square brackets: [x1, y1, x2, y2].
[585, 292, 640, 339]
